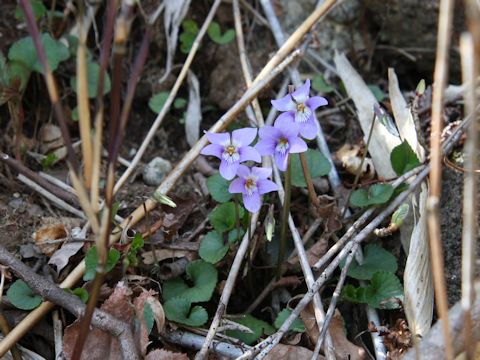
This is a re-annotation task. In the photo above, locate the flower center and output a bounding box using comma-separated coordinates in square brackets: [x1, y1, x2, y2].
[275, 137, 290, 155]
[297, 103, 306, 113]
[222, 144, 240, 163]
[244, 176, 258, 196]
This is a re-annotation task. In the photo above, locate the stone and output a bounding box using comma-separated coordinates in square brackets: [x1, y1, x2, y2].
[143, 157, 173, 186]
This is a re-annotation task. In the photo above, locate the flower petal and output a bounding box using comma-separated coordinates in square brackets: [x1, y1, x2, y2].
[232, 128, 257, 146]
[271, 95, 296, 112]
[200, 143, 223, 158]
[251, 166, 272, 180]
[287, 136, 308, 153]
[306, 96, 328, 111]
[206, 132, 230, 145]
[239, 146, 261, 163]
[257, 178, 278, 195]
[291, 79, 311, 103]
[274, 151, 289, 171]
[229, 178, 246, 194]
[299, 117, 319, 140]
[236, 164, 251, 178]
[259, 125, 281, 140]
[275, 116, 300, 138]
[243, 192, 261, 213]
[255, 138, 276, 156]
[220, 160, 238, 180]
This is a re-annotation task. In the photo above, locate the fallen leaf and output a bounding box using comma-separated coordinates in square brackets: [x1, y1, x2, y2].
[300, 303, 365, 360]
[49, 227, 85, 273]
[288, 239, 328, 268]
[63, 282, 134, 360]
[185, 71, 202, 147]
[33, 222, 67, 256]
[141, 249, 191, 265]
[264, 343, 320, 360]
[145, 349, 188, 360]
[336, 144, 375, 180]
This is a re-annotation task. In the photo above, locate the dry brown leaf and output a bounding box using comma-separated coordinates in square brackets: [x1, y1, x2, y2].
[141, 249, 191, 265]
[288, 238, 328, 268]
[264, 343, 319, 360]
[336, 144, 375, 180]
[33, 217, 81, 256]
[145, 349, 188, 360]
[63, 282, 136, 360]
[133, 289, 165, 356]
[300, 303, 365, 360]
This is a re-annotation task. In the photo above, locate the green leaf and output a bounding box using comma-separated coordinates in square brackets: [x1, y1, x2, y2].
[208, 202, 244, 233]
[72, 288, 89, 303]
[207, 174, 232, 202]
[164, 297, 208, 326]
[15, 0, 46, 21]
[180, 20, 199, 54]
[70, 61, 111, 98]
[7, 280, 42, 310]
[291, 149, 331, 188]
[368, 85, 385, 102]
[391, 203, 410, 227]
[149, 91, 169, 114]
[182, 19, 199, 34]
[311, 74, 334, 93]
[41, 152, 58, 170]
[350, 184, 394, 207]
[143, 302, 154, 335]
[341, 272, 403, 309]
[163, 260, 218, 302]
[83, 246, 121, 281]
[367, 272, 404, 309]
[8, 33, 69, 73]
[228, 228, 244, 244]
[72, 106, 79, 121]
[274, 309, 305, 332]
[226, 314, 275, 345]
[207, 22, 235, 45]
[8, 61, 31, 91]
[199, 231, 229, 264]
[416, 79, 426, 95]
[343, 244, 397, 280]
[174, 98, 188, 109]
[390, 140, 421, 175]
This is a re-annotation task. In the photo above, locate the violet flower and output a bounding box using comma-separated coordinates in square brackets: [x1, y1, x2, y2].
[271, 79, 328, 140]
[201, 128, 261, 180]
[229, 165, 278, 213]
[255, 117, 308, 171]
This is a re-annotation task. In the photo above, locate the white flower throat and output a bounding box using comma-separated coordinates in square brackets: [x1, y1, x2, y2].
[291, 94, 311, 124]
[222, 144, 240, 163]
[275, 137, 290, 155]
[244, 176, 258, 196]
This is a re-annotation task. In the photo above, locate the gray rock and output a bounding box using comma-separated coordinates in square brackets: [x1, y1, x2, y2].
[143, 157, 173, 186]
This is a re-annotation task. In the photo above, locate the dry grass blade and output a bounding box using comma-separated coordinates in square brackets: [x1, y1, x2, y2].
[460, 31, 478, 357]
[426, 0, 455, 358]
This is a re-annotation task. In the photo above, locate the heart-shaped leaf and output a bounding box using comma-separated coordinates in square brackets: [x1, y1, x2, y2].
[390, 140, 421, 175]
[199, 231, 229, 264]
[291, 149, 331, 188]
[350, 184, 394, 207]
[163, 260, 218, 302]
[342, 244, 397, 280]
[70, 61, 111, 98]
[163, 297, 208, 326]
[207, 22, 235, 45]
[207, 174, 232, 203]
[311, 75, 334, 93]
[274, 309, 305, 332]
[226, 314, 275, 345]
[7, 279, 42, 310]
[208, 202, 244, 233]
[84, 246, 120, 281]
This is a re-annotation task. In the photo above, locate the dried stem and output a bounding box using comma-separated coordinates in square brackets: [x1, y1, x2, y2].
[426, 0, 455, 358]
[460, 32, 478, 358]
[299, 152, 319, 208]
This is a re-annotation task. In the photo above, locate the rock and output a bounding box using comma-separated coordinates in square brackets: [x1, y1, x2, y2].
[143, 157, 173, 186]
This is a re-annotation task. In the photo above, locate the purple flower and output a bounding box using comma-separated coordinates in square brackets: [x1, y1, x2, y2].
[229, 165, 278, 213]
[255, 117, 308, 171]
[271, 79, 328, 140]
[201, 128, 261, 180]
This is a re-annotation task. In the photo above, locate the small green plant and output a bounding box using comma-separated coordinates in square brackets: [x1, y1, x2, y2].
[124, 232, 145, 268]
[226, 314, 275, 345]
[15, 0, 46, 22]
[179, 19, 235, 54]
[340, 245, 403, 309]
[207, 21, 235, 45]
[83, 246, 120, 281]
[41, 152, 59, 170]
[66, 287, 89, 303]
[70, 61, 111, 98]
[162, 260, 218, 326]
[274, 308, 305, 332]
[350, 183, 394, 208]
[148, 91, 187, 121]
[7, 279, 42, 310]
[390, 140, 421, 175]
[208, 201, 245, 233]
[311, 74, 334, 94]
[206, 173, 232, 203]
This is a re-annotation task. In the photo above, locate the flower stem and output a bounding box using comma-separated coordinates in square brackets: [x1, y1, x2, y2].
[299, 152, 319, 208]
[277, 157, 292, 279]
[246, 212, 254, 295]
[234, 196, 241, 243]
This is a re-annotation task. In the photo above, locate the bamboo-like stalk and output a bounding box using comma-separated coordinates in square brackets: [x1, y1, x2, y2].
[460, 32, 478, 358]
[426, 0, 455, 358]
[76, 2, 93, 189]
